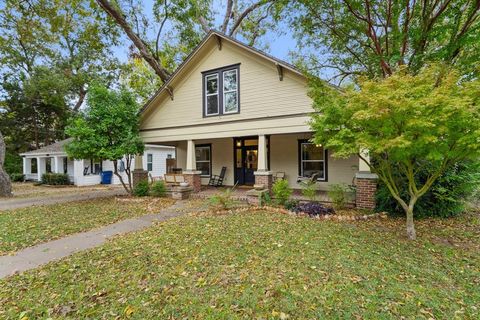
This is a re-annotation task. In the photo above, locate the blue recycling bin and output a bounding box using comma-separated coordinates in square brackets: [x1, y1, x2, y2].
[101, 171, 113, 184]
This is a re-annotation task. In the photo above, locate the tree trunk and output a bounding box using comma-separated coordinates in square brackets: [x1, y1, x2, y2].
[113, 160, 132, 195]
[0, 132, 13, 197]
[405, 197, 417, 240]
[406, 207, 416, 240]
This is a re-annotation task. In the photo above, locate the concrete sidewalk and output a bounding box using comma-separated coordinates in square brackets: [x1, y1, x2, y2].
[0, 188, 126, 211]
[0, 201, 185, 279]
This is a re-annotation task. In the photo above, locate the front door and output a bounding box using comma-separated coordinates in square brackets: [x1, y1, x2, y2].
[234, 137, 269, 186]
[234, 138, 257, 185]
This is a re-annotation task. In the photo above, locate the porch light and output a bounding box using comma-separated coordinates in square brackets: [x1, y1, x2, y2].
[236, 141, 241, 147]
[315, 144, 322, 147]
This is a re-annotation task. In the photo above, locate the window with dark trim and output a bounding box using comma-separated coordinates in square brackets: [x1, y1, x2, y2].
[298, 140, 327, 181]
[90, 160, 102, 175]
[147, 154, 153, 171]
[31, 158, 38, 174]
[202, 64, 240, 117]
[46, 158, 52, 173]
[195, 144, 211, 177]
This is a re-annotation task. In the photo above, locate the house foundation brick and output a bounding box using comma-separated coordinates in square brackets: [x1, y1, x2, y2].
[355, 172, 378, 210]
[183, 171, 202, 192]
[132, 169, 148, 188]
[254, 171, 273, 191]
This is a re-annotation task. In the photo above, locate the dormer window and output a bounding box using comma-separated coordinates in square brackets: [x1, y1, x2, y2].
[203, 64, 240, 117]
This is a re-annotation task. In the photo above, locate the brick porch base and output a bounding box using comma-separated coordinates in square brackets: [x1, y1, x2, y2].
[355, 172, 378, 209]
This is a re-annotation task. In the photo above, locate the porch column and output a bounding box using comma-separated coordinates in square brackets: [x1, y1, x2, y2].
[73, 159, 84, 186]
[184, 139, 201, 192]
[22, 157, 28, 176]
[257, 134, 268, 172]
[356, 149, 378, 210]
[134, 154, 144, 170]
[37, 157, 45, 181]
[53, 156, 60, 173]
[133, 153, 148, 188]
[185, 140, 196, 171]
[254, 135, 273, 191]
[359, 149, 371, 172]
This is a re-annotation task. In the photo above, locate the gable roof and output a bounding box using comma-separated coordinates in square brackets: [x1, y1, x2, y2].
[140, 30, 306, 114]
[20, 138, 72, 156]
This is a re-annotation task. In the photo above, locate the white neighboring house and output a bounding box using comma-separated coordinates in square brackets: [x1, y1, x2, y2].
[20, 138, 176, 186]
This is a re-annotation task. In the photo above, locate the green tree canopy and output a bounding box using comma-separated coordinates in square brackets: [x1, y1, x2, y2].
[310, 65, 480, 239]
[290, 0, 480, 83]
[65, 85, 144, 194]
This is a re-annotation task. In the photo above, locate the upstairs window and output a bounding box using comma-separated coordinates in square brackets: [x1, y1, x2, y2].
[203, 64, 239, 117]
[205, 74, 219, 115]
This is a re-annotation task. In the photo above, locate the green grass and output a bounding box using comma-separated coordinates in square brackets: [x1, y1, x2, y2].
[0, 197, 174, 255]
[0, 210, 478, 319]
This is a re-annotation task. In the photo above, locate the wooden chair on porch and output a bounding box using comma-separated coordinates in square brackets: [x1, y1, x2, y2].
[208, 167, 227, 187]
[164, 173, 185, 186]
[273, 171, 285, 182]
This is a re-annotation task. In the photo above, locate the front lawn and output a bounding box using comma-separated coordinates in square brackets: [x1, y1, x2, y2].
[0, 197, 174, 255]
[0, 210, 478, 319]
[8, 182, 120, 199]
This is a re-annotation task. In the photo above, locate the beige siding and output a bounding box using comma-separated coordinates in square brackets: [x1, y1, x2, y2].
[270, 134, 358, 190]
[175, 138, 235, 186]
[174, 135, 358, 191]
[141, 39, 313, 140]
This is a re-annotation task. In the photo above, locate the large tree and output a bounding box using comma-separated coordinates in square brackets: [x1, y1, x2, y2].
[0, 0, 119, 183]
[65, 85, 145, 194]
[96, 0, 283, 82]
[290, 0, 480, 83]
[310, 65, 480, 239]
[0, 132, 12, 197]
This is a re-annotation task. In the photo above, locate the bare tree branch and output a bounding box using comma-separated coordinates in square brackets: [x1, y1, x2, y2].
[95, 0, 171, 82]
[198, 15, 210, 33]
[228, 0, 274, 36]
[221, 0, 234, 33]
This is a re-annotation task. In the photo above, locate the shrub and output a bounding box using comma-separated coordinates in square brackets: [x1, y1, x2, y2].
[272, 179, 292, 206]
[150, 180, 166, 197]
[376, 160, 480, 218]
[41, 173, 70, 185]
[328, 184, 351, 209]
[300, 180, 317, 201]
[208, 188, 237, 210]
[10, 173, 25, 182]
[133, 180, 149, 197]
[291, 202, 335, 216]
[4, 152, 22, 175]
[284, 199, 300, 211]
[259, 190, 272, 207]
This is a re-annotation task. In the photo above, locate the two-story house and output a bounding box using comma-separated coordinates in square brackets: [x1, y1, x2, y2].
[138, 31, 378, 208]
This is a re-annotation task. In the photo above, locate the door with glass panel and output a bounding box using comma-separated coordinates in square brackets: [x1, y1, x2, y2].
[234, 137, 269, 186]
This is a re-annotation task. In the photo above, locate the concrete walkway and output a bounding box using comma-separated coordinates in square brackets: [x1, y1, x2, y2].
[0, 201, 186, 279]
[0, 188, 126, 211]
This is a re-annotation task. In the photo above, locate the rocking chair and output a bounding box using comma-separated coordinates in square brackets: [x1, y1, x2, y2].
[208, 167, 227, 187]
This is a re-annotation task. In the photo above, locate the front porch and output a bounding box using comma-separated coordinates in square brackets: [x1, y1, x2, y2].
[140, 132, 375, 208]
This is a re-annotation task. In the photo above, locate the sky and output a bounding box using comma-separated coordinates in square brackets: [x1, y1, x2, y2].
[111, 0, 299, 64]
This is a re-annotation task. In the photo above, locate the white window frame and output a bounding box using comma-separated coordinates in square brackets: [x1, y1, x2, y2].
[195, 145, 211, 177]
[205, 74, 219, 116]
[300, 142, 327, 181]
[147, 153, 153, 172]
[222, 69, 238, 114]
